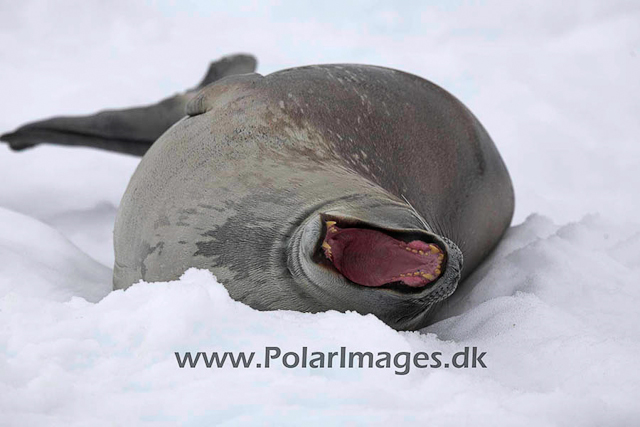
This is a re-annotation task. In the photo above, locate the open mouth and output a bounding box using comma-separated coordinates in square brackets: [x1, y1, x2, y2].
[316, 215, 446, 292]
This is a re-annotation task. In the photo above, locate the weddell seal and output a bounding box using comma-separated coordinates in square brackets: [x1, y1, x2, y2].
[0, 54, 514, 330]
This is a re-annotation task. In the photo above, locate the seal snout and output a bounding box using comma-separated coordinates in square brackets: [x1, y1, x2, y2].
[321, 220, 445, 289]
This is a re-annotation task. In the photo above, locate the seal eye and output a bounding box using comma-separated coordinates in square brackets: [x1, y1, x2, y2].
[320, 220, 444, 288]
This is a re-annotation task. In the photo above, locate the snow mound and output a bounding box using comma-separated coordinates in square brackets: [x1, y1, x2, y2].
[1, 214, 639, 425]
[0, 207, 111, 303]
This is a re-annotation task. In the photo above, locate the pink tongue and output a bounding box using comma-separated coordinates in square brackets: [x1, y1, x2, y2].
[321, 223, 444, 288]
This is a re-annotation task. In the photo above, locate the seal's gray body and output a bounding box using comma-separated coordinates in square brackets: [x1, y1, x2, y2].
[113, 65, 514, 330]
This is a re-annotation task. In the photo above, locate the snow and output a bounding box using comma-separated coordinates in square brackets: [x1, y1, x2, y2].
[0, 207, 111, 302]
[1, 1, 639, 425]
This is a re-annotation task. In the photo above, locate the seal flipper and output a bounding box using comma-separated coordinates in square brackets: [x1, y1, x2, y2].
[193, 54, 257, 90]
[0, 53, 258, 156]
[0, 97, 188, 156]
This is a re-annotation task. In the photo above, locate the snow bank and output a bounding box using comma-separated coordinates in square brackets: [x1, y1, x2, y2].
[0, 207, 111, 303]
[1, 214, 638, 425]
[0, 146, 139, 267]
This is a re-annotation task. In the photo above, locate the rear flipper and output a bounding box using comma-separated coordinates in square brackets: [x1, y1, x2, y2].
[0, 53, 257, 157]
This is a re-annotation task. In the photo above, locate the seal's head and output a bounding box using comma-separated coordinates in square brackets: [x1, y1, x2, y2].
[287, 200, 463, 331]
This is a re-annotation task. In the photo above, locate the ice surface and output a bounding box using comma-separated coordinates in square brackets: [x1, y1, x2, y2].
[1, 0, 639, 425]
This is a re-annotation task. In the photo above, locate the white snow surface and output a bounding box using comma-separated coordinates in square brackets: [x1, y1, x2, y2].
[1, 1, 639, 425]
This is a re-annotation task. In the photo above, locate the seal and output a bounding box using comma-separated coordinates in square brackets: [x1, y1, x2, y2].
[113, 64, 514, 330]
[1, 58, 514, 330]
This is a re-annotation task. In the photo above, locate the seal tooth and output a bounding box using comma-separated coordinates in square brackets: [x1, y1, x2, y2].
[322, 242, 331, 250]
[429, 244, 439, 254]
[435, 268, 441, 275]
[418, 250, 424, 255]
[412, 249, 418, 253]
[423, 273, 434, 280]
[405, 247, 411, 251]
[325, 221, 337, 227]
